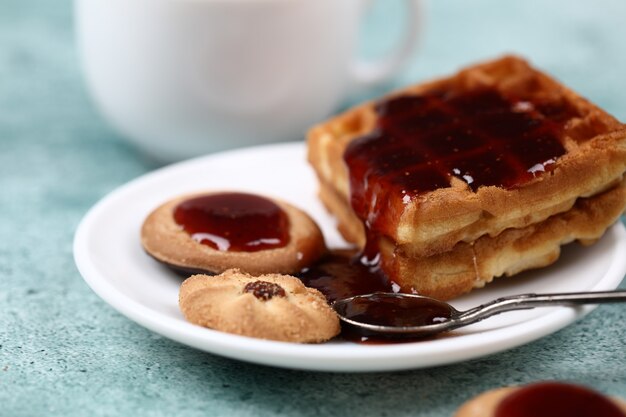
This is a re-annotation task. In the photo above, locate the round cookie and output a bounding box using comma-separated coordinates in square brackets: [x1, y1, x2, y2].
[454, 382, 626, 417]
[141, 192, 326, 275]
[179, 269, 341, 343]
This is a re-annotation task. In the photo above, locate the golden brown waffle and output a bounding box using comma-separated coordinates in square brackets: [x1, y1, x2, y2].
[321, 170, 626, 299]
[378, 179, 626, 300]
[308, 56, 626, 257]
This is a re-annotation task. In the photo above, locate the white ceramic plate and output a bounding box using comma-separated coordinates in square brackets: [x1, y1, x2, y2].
[74, 142, 626, 372]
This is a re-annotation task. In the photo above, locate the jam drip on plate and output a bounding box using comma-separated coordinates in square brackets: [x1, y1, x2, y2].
[495, 382, 626, 417]
[344, 89, 577, 233]
[298, 250, 393, 304]
[299, 252, 457, 344]
[174, 192, 289, 252]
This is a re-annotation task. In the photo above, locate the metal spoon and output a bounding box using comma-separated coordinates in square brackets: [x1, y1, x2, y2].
[332, 291, 626, 338]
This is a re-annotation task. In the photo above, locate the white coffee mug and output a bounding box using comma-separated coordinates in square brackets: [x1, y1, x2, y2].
[76, 0, 420, 162]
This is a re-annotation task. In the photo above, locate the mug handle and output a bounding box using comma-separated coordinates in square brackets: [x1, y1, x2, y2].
[349, 0, 421, 89]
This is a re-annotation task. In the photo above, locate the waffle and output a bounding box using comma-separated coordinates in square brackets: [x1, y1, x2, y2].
[307, 55, 626, 299]
[379, 179, 626, 300]
[308, 56, 626, 257]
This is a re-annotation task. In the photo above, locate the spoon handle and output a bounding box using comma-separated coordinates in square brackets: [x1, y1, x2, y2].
[456, 290, 626, 326]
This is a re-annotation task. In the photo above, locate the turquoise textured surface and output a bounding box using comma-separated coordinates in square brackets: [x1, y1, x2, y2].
[2, 0, 626, 416]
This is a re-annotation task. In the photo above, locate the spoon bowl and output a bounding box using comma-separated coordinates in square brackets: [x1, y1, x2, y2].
[333, 293, 462, 338]
[332, 290, 626, 338]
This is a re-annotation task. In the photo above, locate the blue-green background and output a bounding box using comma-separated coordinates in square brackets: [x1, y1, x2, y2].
[1, 1, 625, 416]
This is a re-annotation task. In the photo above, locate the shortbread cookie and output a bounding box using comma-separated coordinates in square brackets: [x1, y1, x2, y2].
[454, 382, 626, 417]
[142, 192, 326, 275]
[179, 270, 340, 343]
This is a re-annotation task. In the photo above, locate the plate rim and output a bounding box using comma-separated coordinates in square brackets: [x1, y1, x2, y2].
[73, 142, 626, 372]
